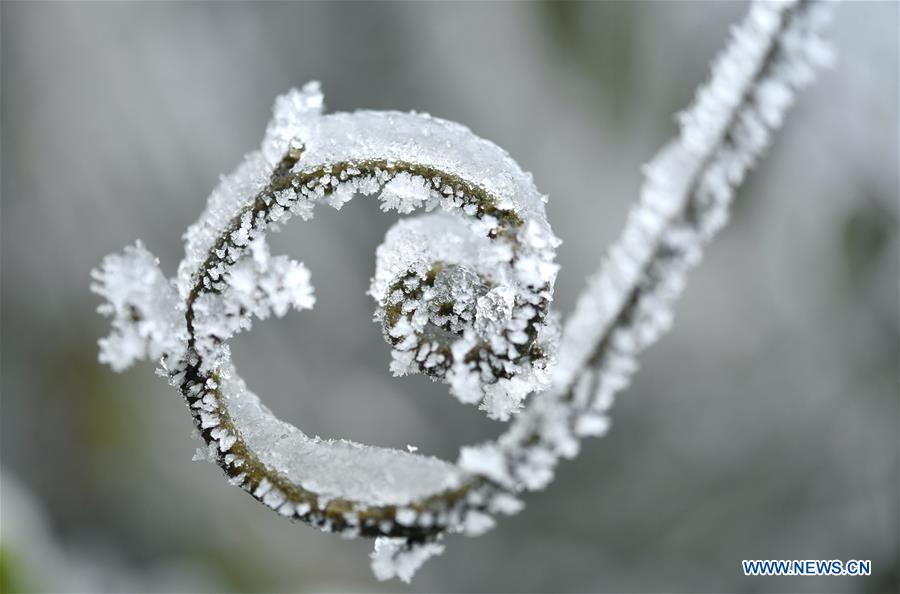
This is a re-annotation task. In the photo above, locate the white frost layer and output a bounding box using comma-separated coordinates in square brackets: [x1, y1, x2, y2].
[370, 213, 505, 302]
[219, 366, 463, 507]
[291, 109, 550, 219]
[178, 81, 558, 299]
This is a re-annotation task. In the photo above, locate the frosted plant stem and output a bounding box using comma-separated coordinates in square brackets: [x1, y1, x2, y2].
[177, 149, 540, 539]
[491, 0, 836, 491]
[91, 0, 836, 582]
[153, 94, 561, 545]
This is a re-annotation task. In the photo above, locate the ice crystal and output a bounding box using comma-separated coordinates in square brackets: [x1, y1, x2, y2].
[90, 241, 184, 371]
[370, 537, 445, 583]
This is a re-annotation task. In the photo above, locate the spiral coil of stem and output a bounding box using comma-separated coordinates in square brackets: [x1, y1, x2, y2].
[91, 0, 835, 580]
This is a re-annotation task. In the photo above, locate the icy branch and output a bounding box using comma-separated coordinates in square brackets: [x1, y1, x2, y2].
[495, 0, 836, 492]
[91, 0, 835, 582]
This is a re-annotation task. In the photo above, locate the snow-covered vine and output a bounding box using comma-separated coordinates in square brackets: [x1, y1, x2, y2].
[92, 0, 834, 582]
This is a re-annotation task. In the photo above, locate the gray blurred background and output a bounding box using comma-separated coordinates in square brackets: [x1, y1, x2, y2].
[1, 1, 897, 592]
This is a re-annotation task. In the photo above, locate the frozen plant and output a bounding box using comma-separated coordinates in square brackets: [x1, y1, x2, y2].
[92, 0, 835, 582]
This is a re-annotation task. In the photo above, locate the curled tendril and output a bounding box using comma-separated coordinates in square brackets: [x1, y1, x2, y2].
[91, 0, 834, 582]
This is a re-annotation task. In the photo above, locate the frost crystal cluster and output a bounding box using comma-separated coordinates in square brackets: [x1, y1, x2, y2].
[92, 0, 834, 582]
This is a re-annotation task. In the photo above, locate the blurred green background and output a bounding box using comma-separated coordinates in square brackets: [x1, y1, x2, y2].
[1, 1, 897, 592]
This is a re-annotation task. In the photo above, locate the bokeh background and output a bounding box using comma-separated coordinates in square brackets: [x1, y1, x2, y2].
[2, 1, 898, 592]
